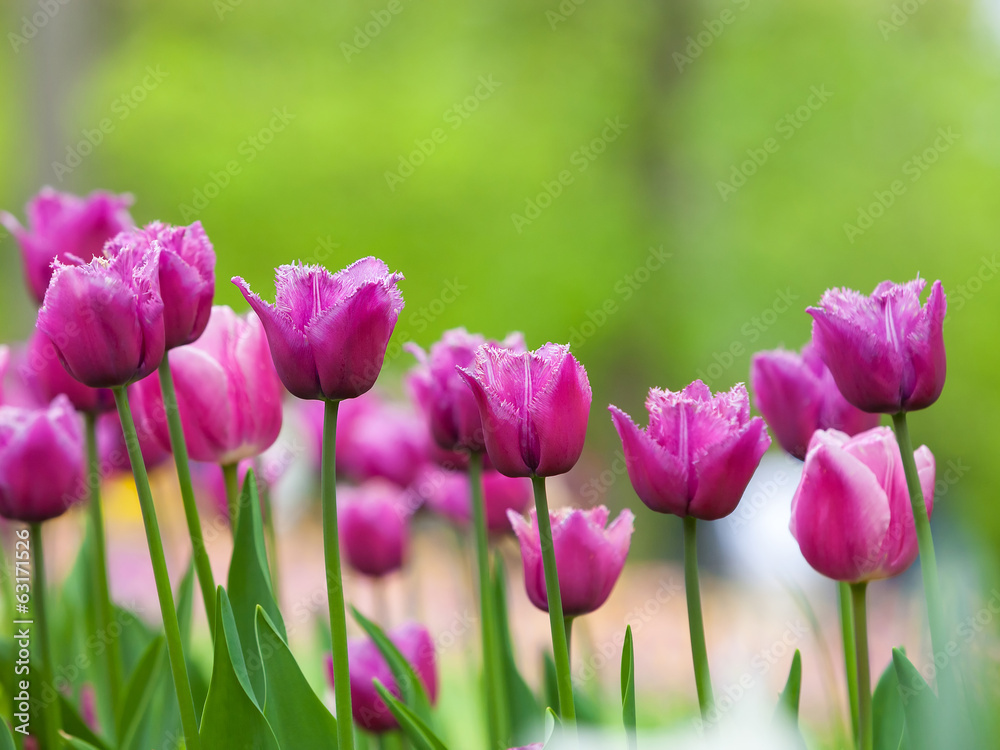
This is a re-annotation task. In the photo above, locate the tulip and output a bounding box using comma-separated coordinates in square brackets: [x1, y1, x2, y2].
[807, 278, 946, 414]
[1, 187, 134, 304]
[750, 343, 879, 459]
[508, 506, 634, 617]
[36, 244, 165, 388]
[336, 392, 430, 488]
[406, 328, 525, 452]
[326, 623, 438, 734]
[20, 331, 116, 414]
[338, 480, 411, 578]
[422, 465, 532, 533]
[233, 258, 404, 401]
[459, 343, 591, 478]
[106, 221, 215, 350]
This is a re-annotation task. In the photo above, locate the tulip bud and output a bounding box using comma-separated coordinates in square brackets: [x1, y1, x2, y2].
[807, 278, 946, 413]
[609, 381, 770, 520]
[790, 427, 934, 583]
[233, 258, 404, 401]
[19, 331, 116, 414]
[338, 480, 411, 578]
[421, 464, 532, 533]
[508, 506, 634, 617]
[459, 343, 592, 478]
[1, 187, 134, 304]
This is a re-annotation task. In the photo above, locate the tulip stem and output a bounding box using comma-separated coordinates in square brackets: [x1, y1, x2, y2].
[112, 386, 200, 750]
[850, 582, 872, 750]
[29, 523, 61, 750]
[838, 581, 860, 744]
[530, 476, 576, 725]
[683, 515, 714, 721]
[322, 399, 355, 750]
[222, 462, 240, 531]
[158, 358, 217, 640]
[468, 452, 506, 749]
[84, 412, 125, 724]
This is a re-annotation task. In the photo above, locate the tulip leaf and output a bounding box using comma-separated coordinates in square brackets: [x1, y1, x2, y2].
[621, 625, 637, 748]
[543, 707, 560, 746]
[228, 469, 286, 705]
[372, 680, 450, 750]
[199, 587, 279, 750]
[873, 653, 906, 750]
[891, 648, 940, 750]
[255, 606, 338, 748]
[60, 736, 102, 750]
[56, 695, 112, 750]
[0, 719, 12, 750]
[776, 649, 802, 719]
[115, 634, 165, 750]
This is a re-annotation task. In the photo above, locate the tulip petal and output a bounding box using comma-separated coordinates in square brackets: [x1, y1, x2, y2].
[531, 347, 591, 477]
[902, 280, 947, 410]
[609, 405, 689, 516]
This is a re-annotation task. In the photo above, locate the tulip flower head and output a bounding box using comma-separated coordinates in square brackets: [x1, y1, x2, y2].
[509, 506, 634, 617]
[36, 244, 165, 388]
[421, 464, 532, 532]
[0, 395, 85, 522]
[338, 480, 412, 578]
[1, 187, 134, 304]
[609, 381, 771, 520]
[790, 426, 934, 583]
[807, 278, 946, 413]
[20, 330, 116, 414]
[459, 343, 592, 478]
[750, 343, 880, 459]
[233, 258, 404, 401]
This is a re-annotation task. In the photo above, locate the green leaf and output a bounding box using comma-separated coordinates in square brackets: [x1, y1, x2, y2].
[892, 648, 940, 750]
[255, 606, 338, 749]
[543, 707, 560, 746]
[176, 560, 196, 649]
[873, 654, 906, 750]
[621, 625, 637, 749]
[228, 470, 286, 704]
[372, 680, 449, 750]
[199, 588, 279, 750]
[115, 635, 165, 750]
[58, 695, 112, 750]
[60, 735, 102, 750]
[541, 651, 558, 717]
[0, 718, 14, 750]
[773, 650, 807, 749]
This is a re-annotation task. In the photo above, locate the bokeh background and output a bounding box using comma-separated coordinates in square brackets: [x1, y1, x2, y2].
[3, 0, 999, 743]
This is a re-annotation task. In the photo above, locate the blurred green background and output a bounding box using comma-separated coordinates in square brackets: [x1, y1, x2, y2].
[2, 0, 999, 568]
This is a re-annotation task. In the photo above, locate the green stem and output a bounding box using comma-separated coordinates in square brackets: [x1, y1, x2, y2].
[322, 399, 355, 750]
[683, 515, 714, 721]
[158, 359, 217, 640]
[890, 413, 948, 667]
[530, 476, 576, 725]
[850, 582, 872, 750]
[84, 412, 124, 721]
[222, 462, 240, 531]
[112, 386, 200, 750]
[29, 523, 61, 750]
[838, 581, 859, 744]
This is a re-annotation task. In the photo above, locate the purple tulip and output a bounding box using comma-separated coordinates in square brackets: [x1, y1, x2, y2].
[338, 480, 411, 578]
[458, 343, 592, 478]
[129, 305, 282, 465]
[106, 221, 215, 350]
[233, 258, 404, 401]
[406, 327, 526, 452]
[326, 622, 438, 734]
[609, 381, 771, 520]
[807, 278, 947, 413]
[750, 343, 880, 459]
[508, 506, 634, 617]
[421, 465, 532, 533]
[790, 426, 935, 583]
[36, 244, 165, 388]
[19, 331, 116, 414]
[1, 187, 134, 304]
[0, 395, 85, 522]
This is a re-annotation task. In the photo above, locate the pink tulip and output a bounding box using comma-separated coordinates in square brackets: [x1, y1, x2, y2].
[790, 427, 935, 582]
[36, 244, 165, 388]
[750, 343, 880, 459]
[807, 278, 946, 413]
[233, 258, 404, 401]
[0, 395, 85, 522]
[1, 187, 134, 304]
[406, 327, 525, 452]
[129, 305, 282, 465]
[326, 622, 438, 734]
[609, 381, 770, 520]
[19, 330, 116, 414]
[509, 506, 634, 617]
[421, 465, 532, 533]
[459, 343, 592, 477]
[335, 392, 430, 488]
[338, 480, 412, 577]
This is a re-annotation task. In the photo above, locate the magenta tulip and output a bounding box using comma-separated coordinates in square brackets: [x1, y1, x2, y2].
[807, 278, 946, 413]
[1, 187, 134, 304]
[421, 465, 532, 533]
[750, 343, 880, 459]
[338, 480, 411, 577]
[458, 343, 591, 477]
[508, 506, 633, 617]
[326, 623, 438, 734]
[0, 395, 85, 522]
[406, 327, 525, 452]
[36, 245, 165, 388]
[335, 392, 430, 488]
[609, 381, 770, 520]
[129, 305, 282, 465]
[106, 221, 215, 350]
[19, 331, 116, 414]
[790, 426, 935, 583]
[233, 258, 404, 401]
